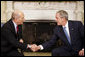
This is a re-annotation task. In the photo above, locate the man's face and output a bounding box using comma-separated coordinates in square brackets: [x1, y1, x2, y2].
[16, 13, 25, 25]
[55, 13, 63, 25]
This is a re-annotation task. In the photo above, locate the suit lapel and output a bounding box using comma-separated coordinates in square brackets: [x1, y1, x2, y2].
[68, 21, 74, 45]
[9, 19, 17, 35]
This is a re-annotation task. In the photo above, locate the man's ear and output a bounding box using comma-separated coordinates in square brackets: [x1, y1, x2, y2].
[15, 16, 18, 19]
[14, 17, 18, 22]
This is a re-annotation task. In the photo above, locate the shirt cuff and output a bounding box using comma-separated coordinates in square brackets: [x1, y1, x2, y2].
[27, 44, 31, 48]
[82, 48, 84, 50]
[39, 45, 44, 50]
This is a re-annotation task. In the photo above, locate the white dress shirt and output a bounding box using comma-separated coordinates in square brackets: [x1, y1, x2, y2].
[12, 21, 17, 33]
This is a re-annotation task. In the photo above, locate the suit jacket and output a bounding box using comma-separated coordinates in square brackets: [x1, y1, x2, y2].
[1, 19, 27, 53]
[42, 20, 84, 53]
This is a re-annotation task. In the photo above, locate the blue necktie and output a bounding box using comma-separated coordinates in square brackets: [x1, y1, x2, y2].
[63, 27, 71, 44]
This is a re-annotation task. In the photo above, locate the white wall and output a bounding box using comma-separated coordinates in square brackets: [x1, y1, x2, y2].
[21, 10, 75, 21]
[1, 1, 84, 23]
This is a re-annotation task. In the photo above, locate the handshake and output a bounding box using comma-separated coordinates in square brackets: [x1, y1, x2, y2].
[27, 44, 41, 52]
[19, 39, 42, 52]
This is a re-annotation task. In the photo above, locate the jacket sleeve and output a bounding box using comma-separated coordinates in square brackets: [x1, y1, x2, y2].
[3, 28, 27, 50]
[78, 21, 84, 48]
[42, 28, 59, 50]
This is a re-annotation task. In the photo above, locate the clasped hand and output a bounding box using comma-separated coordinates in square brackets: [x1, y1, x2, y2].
[27, 44, 41, 52]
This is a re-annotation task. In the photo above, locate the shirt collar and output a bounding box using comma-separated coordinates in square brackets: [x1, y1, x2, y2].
[12, 20, 17, 29]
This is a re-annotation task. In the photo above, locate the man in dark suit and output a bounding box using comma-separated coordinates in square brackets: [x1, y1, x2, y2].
[1, 10, 36, 56]
[31, 10, 84, 56]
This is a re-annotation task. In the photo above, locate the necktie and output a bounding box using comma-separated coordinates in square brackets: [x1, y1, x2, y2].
[17, 26, 19, 33]
[63, 27, 71, 44]
[16, 26, 19, 40]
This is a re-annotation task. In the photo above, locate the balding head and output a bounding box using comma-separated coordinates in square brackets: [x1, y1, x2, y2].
[12, 10, 24, 20]
[12, 10, 25, 25]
